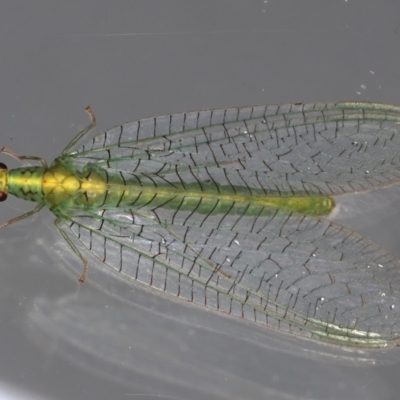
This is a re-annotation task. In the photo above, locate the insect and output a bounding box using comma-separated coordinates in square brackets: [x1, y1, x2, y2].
[1, 102, 400, 348]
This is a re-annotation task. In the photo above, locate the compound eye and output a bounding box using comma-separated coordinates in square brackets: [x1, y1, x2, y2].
[0, 162, 8, 201]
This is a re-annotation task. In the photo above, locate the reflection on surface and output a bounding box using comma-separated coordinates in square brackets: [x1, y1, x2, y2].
[19, 183, 400, 399]
[27, 289, 399, 400]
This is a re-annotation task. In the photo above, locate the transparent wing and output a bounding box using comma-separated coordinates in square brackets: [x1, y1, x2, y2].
[61, 203, 400, 347]
[55, 102, 400, 347]
[66, 102, 400, 196]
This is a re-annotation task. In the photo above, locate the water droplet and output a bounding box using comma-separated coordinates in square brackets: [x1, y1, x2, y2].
[234, 240, 240, 245]
[391, 305, 395, 310]
[352, 141, 358, 146]
[261, 119, 266, 124]
[365, 170, 369, 174]
[379, 264, 383, 268]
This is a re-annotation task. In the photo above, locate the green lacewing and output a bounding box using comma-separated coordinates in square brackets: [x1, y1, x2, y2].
[1, 101, 400, 348]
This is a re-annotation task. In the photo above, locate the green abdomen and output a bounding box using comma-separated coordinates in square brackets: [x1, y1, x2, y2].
[83, 166, 335, 217]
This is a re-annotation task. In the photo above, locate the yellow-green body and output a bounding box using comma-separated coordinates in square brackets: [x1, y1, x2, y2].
[3, 101, 400, 349]
[1, 160, 334, 218]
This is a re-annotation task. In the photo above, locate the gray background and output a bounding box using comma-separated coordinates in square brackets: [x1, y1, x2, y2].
[1, 1, 400, 399]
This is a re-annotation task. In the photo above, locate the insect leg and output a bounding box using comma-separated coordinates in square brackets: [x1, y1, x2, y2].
[54, 217, 89, 282]
[0, 147, 47, 168]
[0, 202, 45, 230]
[62, 106, 97, 155]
